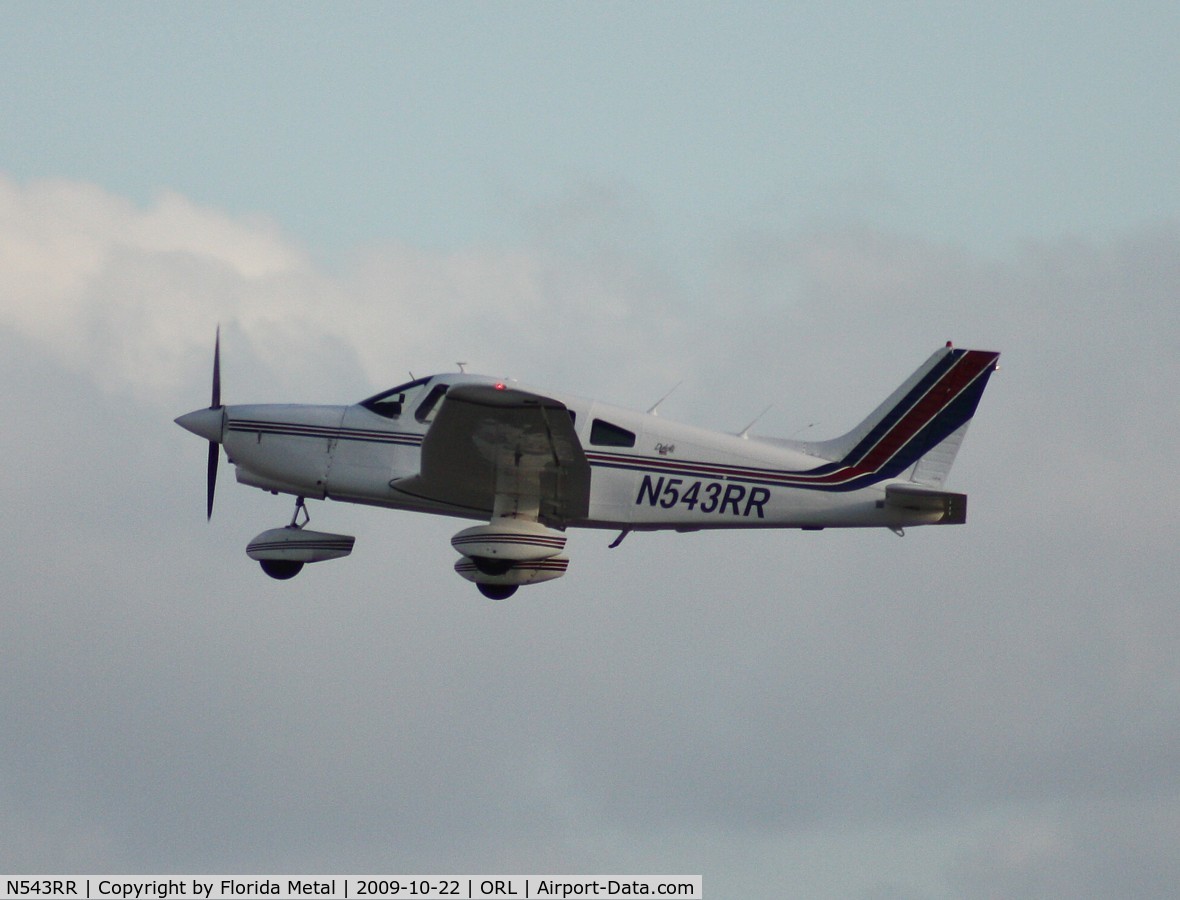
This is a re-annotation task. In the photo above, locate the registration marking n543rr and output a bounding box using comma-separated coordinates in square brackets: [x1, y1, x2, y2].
[636, 475, 770, 518]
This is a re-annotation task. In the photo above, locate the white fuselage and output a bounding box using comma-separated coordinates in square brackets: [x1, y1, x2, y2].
[221, 374, 939, 533]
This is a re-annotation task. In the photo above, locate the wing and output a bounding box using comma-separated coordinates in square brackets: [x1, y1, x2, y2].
[393, 384, 591, 524]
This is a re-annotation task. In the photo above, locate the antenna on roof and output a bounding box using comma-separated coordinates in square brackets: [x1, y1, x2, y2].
[647, 381, 682, 416]
[738, 404, 774, 439]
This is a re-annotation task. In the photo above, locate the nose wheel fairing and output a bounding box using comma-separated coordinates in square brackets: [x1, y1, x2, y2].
[246, 498, 355, 580]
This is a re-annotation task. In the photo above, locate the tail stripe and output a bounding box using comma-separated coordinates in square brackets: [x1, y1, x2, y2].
[844, 349, 997, 472]
[584, 348, 999, 491]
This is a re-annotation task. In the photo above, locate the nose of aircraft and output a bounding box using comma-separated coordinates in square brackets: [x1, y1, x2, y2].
[175, 407, 225, 443]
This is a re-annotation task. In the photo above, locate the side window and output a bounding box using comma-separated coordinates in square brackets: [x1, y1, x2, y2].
[360, 377, 430, 419]
[364, 392, 406, 419]
[415, 384, 450, 424]
[590, 418, 636, 448]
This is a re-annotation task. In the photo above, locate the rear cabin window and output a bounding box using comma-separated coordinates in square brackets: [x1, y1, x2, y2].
[590, 418, 636, 448]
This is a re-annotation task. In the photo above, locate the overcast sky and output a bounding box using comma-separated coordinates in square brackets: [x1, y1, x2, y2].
[3, 3, 1179, 897]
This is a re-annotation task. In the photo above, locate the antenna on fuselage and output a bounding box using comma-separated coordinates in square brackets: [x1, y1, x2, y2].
[647, 381, 682, 416]
[738, 404, 774, 439]
[457, 361, 468, 373]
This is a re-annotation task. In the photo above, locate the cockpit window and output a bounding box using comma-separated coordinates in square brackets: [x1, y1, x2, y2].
[360, 377, 430, 419]
[590, 418, 636, 448]
[415, 384, 450, 424]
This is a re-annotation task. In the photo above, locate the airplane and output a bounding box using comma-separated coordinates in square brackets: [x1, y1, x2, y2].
[176, 333, 1000, 599]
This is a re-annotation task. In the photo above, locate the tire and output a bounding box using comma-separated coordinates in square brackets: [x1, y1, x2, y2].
[477, 583, 518, 600]
[260, 559, 304, 580]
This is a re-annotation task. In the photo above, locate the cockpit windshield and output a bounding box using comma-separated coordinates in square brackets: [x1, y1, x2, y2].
[359, 377, 430, 419]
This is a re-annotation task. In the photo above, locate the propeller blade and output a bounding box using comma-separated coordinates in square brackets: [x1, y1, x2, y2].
[207, 440, 219, 520]
[208, 326, 221, 518]
[211, 325, 221, 409]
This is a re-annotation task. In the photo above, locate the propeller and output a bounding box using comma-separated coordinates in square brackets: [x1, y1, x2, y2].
[174, 326, 231, 518]
[206, 326, 222, 519]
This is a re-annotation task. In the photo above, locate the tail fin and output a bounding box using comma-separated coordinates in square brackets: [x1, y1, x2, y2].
[796, 345, 1000, 486]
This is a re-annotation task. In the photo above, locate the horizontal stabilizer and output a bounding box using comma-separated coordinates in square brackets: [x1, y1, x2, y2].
[885, 484, 967, 524]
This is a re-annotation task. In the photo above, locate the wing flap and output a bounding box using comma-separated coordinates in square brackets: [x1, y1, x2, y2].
[393, 384, 590, 523]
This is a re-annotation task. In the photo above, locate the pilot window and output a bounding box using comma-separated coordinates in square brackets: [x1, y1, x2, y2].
[415, 384, 450, 423]
[359, 377, 430, 419]
[590, 418, 636, 448]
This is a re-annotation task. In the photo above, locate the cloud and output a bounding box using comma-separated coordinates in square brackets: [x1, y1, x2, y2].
[0, 174, 696, 408]
[3, 174, 1179, 895]
[0, 177, 311, 397]
[948, 798, 1180, 899]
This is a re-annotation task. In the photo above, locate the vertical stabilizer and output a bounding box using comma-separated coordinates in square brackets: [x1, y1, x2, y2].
[792, 346, 1000, 484]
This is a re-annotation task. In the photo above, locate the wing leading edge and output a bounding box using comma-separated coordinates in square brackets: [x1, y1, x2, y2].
[393, 384, 591, 523]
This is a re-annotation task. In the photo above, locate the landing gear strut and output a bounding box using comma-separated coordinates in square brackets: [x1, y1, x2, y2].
[259, 497, 310, 580]
[289, 495, 310, 528]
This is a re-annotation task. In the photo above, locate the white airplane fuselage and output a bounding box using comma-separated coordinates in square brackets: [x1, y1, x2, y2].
[215, 378, 934, 533]
[176, 344, 999, 597]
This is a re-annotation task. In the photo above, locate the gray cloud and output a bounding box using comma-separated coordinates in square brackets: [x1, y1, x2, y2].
[2, 177, 1178, 896]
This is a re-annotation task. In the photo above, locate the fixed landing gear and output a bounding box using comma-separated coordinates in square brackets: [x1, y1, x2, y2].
[259, 497, 310, 580]
[246, 496, 356, 580]
[451, 519, 569, 599]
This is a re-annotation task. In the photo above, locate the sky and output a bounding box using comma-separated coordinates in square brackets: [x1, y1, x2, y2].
[2, 2, 1179, 896]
